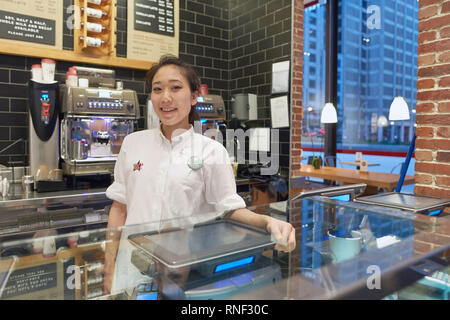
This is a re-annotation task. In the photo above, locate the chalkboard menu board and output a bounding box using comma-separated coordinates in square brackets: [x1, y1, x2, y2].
[0, 0, 164, 69]
[1, 263, 57, 299]
[127, 0, 179, 62]
[0, 10, 56, 45]
[134, 0, 174, 36]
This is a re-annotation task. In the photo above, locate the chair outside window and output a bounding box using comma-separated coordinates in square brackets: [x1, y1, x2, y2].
[324, 155, 338, 186]
[391, 162, 405, 174]
[324, 155, 336, 167]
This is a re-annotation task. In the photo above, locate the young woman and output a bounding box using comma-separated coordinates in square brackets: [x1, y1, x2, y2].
[104, 55, 295, 295]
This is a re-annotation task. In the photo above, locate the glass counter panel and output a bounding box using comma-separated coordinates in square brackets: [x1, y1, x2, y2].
[392, 265, 450, 300]
[0, 196, 448, 300]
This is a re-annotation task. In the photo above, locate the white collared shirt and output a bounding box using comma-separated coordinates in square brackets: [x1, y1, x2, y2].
[106, 126, 246, 227]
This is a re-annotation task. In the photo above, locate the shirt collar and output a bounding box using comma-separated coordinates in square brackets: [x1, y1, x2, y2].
[158, 124, 194, 146]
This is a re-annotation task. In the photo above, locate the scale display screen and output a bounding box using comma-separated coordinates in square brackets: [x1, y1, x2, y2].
[428, 209, 442, 216]
[214, 256, 255, 273]
[128, 220, 274, 269]
[330, 194, 351, 202]
[355, 192, 450, 213]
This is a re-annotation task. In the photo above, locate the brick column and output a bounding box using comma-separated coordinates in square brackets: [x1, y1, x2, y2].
[290, 0, 304, 180]
[415, 0, 450, 198]
[287, 0, 304, 278]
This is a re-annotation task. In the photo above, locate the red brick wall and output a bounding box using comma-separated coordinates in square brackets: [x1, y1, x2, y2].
[416, 0, 450, 198]
[288, 0, 304, 271]
[290, 0, 304, 179]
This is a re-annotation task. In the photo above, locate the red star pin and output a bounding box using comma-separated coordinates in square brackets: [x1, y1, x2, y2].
[133, 160, 144, 172]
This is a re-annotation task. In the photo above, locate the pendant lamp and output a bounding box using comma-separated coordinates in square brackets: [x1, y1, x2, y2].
[320, 103, 337, 124]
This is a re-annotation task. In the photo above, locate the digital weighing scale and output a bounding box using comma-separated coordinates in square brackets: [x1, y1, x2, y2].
[354, 192, 450, 217]
[128, 220, 281, 300]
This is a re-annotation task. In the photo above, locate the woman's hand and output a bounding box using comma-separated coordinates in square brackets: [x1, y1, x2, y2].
[266, 217, 296, 252]
[228, 208, 296, 252]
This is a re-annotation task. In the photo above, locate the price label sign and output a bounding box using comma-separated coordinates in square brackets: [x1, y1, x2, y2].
[0, 10, 56, 45]
[134, 0, 174, 36]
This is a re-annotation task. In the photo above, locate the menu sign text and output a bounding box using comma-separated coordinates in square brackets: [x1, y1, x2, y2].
[0, 10, 55, 45]
[134, 0, 174, 36]
[1, 263, 57, 298]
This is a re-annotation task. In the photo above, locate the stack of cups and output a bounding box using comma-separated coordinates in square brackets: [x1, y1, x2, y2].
[31, 64, 43, 82]
[31, 58, 56, 82]
[199, 84, 209, 95]
[66, 67, 78, 87]
[41, 59, 56, 82]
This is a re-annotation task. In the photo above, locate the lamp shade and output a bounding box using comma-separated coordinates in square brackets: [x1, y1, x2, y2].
[389, 97, 410, 121]
[377, 115, 388, 127]
[320, 103, 337, 123]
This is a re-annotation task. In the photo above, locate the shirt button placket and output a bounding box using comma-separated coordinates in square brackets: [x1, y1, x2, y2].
[154, 142, 164, 221]
[159, 142, 171, 197]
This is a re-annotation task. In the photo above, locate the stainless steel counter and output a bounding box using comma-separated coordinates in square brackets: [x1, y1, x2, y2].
[1, 178, 261, 208]
[0, 184, 107, 209]
[0, 185, 111, 240]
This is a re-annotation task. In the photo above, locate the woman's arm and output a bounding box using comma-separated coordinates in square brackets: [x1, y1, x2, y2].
[103, 200, 127, 294]
[227, 208, 296, 253]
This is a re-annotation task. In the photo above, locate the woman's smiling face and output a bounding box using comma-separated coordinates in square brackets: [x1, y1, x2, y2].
[151, 64, 198, 130]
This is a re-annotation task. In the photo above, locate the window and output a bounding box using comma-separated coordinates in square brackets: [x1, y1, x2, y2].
[302, 2, 327, 145]
[302, 0, 418, 155]
[337, 0, 418, 151]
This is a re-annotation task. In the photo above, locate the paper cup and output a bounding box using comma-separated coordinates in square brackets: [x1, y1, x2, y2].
[41, 59, 56, 82]
[199, 84, 209, 95]
[35, 164, 49, 181]
[31, 64, 43, 81]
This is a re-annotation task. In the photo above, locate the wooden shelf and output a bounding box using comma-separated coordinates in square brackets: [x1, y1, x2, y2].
[0, 41, 154, 70]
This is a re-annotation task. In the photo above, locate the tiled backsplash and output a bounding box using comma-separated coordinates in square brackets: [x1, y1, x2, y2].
[0, 0, 293, 175]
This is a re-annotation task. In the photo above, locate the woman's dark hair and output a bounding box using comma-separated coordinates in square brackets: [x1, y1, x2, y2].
[146, 55, 200, 125]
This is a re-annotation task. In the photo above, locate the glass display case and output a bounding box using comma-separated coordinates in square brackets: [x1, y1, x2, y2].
[0, 188, 111, 245]
[0, 195, 449, 300]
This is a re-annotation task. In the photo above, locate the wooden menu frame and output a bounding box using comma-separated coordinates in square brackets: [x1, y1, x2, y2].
[0, 41, 153, 70]
[0, 0, 154, 70]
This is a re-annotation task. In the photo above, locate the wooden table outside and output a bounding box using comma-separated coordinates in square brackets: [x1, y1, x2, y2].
[297, 164, 415, 194]
[339, 160, 380, 169]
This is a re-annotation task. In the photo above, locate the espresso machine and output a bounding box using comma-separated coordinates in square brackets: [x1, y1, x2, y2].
[195, 94, 226, 141]
[60, 67, 140, 188]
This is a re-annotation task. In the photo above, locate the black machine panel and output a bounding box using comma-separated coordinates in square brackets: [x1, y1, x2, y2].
[28, 80, 59, 142]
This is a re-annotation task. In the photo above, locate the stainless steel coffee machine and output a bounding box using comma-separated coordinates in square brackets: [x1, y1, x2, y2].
[195, 94, 226, 141]
[60, 67, 139, 186]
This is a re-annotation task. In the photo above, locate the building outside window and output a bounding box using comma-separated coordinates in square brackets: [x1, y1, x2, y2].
[302, 0, 418, 184]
